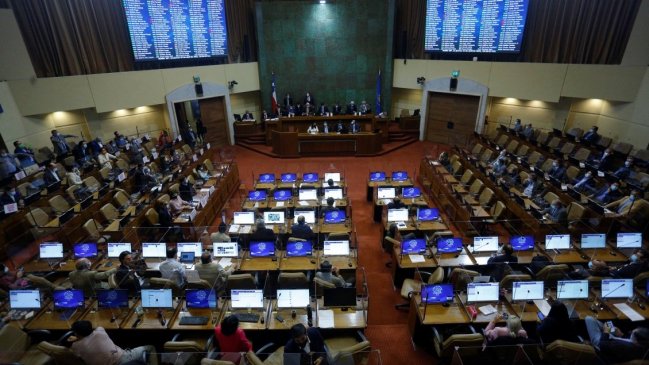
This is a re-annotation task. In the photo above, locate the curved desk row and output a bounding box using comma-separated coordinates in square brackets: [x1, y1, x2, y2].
[271, 131, 382, 157]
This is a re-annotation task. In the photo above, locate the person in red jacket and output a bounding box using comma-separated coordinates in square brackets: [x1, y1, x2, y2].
[215, 315, 253, 361]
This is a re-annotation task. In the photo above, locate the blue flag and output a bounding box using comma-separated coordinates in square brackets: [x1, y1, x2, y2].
[375, 69, 382, 114]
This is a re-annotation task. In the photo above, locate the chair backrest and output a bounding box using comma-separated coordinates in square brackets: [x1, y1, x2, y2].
[330, 341, 372, 364]
[100, 203, 119, 221]
[490, 201, 506, 220]
[567, 127, 583, 139]
[567, 202, 586, 221]
[163, 340, 204, 353]
[543, 192, 559, 205]
[478, 188, 494, 207]
[536, 264, 569, 286]
[48, 195, 71, 214]
[540, 159, 554, 172]
[515, 144, 529, 157]
[245, 351, 265, 365]
[544, 340, 597, 365]
[99, 166, 111, 180]
[566, 166, 580, 181]
[26, 208, 50, 227]
[469, 179, 484, 195]
[37, 341, 85, 365]
[471, 144, 483, 155]
[450, 160, 463, 176]
[559, 142, 575, 155]
[449, 268, 479, 291]
[505, 140, 519, 154]
[427, 267, 445, 284]
[63, 156, 77, 168]
[459, 170, 474, 185]
[527, 151, 542, 165]
[535, 132, 549, 145]
[108, 273, 118, 289]
[612, 142, 633, 155]
[182, 144, 193, 155]
[437, 333, 484, 359]
[226, 274, 256, 292]
[115, 158, 129, 171]
[82, 219, 101, 239]
[113, 190, 130, 209]
[66, 185, 79, 201]
[547, 137, 561, 149]
[157, 194, 170, 204]
[150, 277, 182, 297]
[496, 134, 509, 147]
[597, 136, 612, 149]
[314, 277, 336, 297]
[83, 176, 100, 191]
[500, 274, 532, 291]
[631, 149, 649, 163]
[203, 159, 215, 172]
[169, 183, 180, 194]
[201, 358, 236, 365]
[0, 325, 31, 362]
[278, 272, 308, 289]
[573, 148, 591, 161]
[480, 150, 493, 162]
[144, 208, 159, 226]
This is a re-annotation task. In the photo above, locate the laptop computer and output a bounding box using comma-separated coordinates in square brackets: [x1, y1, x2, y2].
[179, 251, 195, 269]
[421, 284, 454, 304]
[323, 210, 345, 224]
[73, 243, 98, 258]
[249, 241, 275, 257]
[302, 173, 319, 183]
[286, 241, 313, 257]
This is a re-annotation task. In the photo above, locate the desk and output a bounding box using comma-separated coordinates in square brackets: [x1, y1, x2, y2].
[267, 299, 312, 330]
[221, 300, 269, 331]
[272, 132, 382, 157]
[121, 299, 179, 330]
[366, 177, 414, 202]
[316, 298, 367, 329]
[279, 252, 318, 271]
[390, 248, 436, 287]
[25, 301, 90, 330]
[456, 292, 518, 324]
[169, 300, 222, 330]
[238, 253, 280, 272]
[80, 300, 134, 329]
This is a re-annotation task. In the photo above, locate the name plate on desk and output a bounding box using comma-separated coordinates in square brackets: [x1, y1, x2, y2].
[199, 148, 204, 156]
[14, 171, 26, 181]
[192, 154, 198, 162]
[4, 203, 18, 214]
[200, 188, 211, 197]
[117, 172, 126, 182]
[188, 208, 197, 222]
[143, 156, 150, 163]
[206, 143, 211, 150]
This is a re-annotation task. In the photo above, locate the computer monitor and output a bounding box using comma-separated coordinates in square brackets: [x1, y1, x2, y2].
[421, 284, 454, 304]
[472, 236, 499, 252]
[286, 241, 313, 257]
[185, 289, 217, 309]
[298, 189, 318, 201]
[231, 289, 264, 309]
[324, 188, 343, 200]
[73, 243, 98, 258]
[277, 289, 310, 308]
[369, 171, 386, 182]
[294, 210, 316, 224]
[179, 251, 195, 264]
[377, 187, 396, 199]
[9, 290, 41, 309]
[177, 242, 202, 257]
[581, 233, 606, 249]
[324, 172, 341, 182]
[512, 281, 544, 301]
[281, 173, 297, 183]
[233, 211, 255, 225]
[142, 242, 167, 258]
[617, 232, 642, 248]
[402, 187, 421, 198]
[323, 210, 345, 224]
[302, 173, 319, 183]
[53, 289, 84, 309]
[545, 234, 571, 250]
[467, 282, 500, 302]
[323, 240, 350, 256]
[601, 279, 634, 299]
[401, 238, 427, 255]
[248, 190, 267, 201]
[323, 287, 357, 307]
[387, 208, 409, 222]
[141, 289, 174, 308]
[249, 241, 275, 257]
[417, 208, 439, 221]
[258, 173, 275, 183]
[107, 242, 132, 258]
[557, 280, 589, 300]
[274, 189, 292, 201]
[392, 171, 408, 181]
[96, 289, 129, 308]
[510, 236, 534, 251]
[437, 237, 463, 253]
[213, 242, 239, 258]
[40, 242, 63, 259]
[263, 211, 285, 225]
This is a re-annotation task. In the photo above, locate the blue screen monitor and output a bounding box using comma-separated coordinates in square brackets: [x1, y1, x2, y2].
[74, 243, 98, 258]
[274, 189, 292, 201]
[437, 237, 463, 253]
[248, 190, 267, 201]
[97, 289, 129, 308]
[281, 173, 297, 183]
[401, 239, 427, 254]
[369, 171, 386, 182]
[417, 208, 439, 221]
[324, 210, 346, 224]
[185, 289, 217, 309]
[421, 284, 454, 303]
[392, 171, 408, 181]
[302, 173, 319, 183]
[259, 173, 275, 183]
[249, 241, 275, 257]
[402, 187, 421, 198]
[510, 236, 534, 251]
[286, 241, 313, 257]
[53, 289, 84, 309]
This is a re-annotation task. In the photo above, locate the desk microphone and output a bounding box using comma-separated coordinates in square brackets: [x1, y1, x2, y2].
[306, 305, 313, 327]
[131, 318, 141, 328]
[157, 309, 166, 326]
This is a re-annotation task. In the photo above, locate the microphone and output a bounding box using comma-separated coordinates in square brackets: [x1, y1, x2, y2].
[131, 317, 141, 328]
[306, 305, 313, 327]
[157, 309, 166, 326]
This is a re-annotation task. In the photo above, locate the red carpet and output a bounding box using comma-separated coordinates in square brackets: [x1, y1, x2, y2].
[226, 141, 439, 364]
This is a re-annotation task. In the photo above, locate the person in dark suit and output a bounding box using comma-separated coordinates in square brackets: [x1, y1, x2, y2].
[115, 251, 143, 294]
[590, 148, 615, 171]
[590, 182, 621, 205]
[179, 175, 195, 202]
[284, 323, 328, 365]
[581, 126, 600, 144]
[250, 219, 276, 242]
[332, 103, 342, 115]
[521, 173, 540, 197]
[317, 103, 329, 116]
[291, 215, 313, 240]
[547, 160, 567, 181]
[350, 120, 360, 134]
[43, 162, 62, 186]
[283, 93, 293, 109]
[537, 301, 580, 345]
[571, 171, 596, 194]
[155, 200, 173, 227]
[542, 200, 568, 225]
[613, 158, 633, 179]
[303, 92, 314, 106]
[0, 187, 22, 207]
[345, 100, 357, 115]
[610, 249, 649, 279]
[320, 197, 339, 217]
[487, 244, 517, 264]
[242, 110, 254, 121]
[585, 316, 649, 364]
[387, 197, 406, 210]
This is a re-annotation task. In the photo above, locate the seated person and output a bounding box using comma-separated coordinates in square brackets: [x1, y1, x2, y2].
[484, 314, 527, 342]
[210, 222, 231, 243]
[97, 148, 117, 170]
[159, 247, 186, 288]
[387, 197, 406, 210]
[315, 260, 347, 288]
[487, 244, 517, 264]
[320, 197, 339, 217]
[522, 124, 534, 139]
[606, 189, 642, 217]
[541, 199, 568, 225]
[242, 110, 254, 121]
[336, 121, 345, 133]
[613, 158, 633, 180]
[590, 148, 615, 171]
[537, 301, 580, 344]
[291, 215, 313, 240]
[155, 200, 174, 227]
[69, 258, 117, 297]
[196, 252, 231, 291]
[497, 166, 520, 190]
[582, 126, 600, 143]
[250, 219, 276, 242]
[113, 131, 128, 148]
[285, 323, 328, 365]
[521, 173, 540, 197]
[584, 316, 649, 364]
[590, 182, 621, 205]
[66, 165, 92, 200]
[13, 141, 36, 168]
[572, 249, 649, 279]
[489, 157, 509, 177]
[306, 122, 319, 134]
[214, 315, 253, 363]
[349, 120, 360, 133]
[322, 121, 330, 133]
[196, 165, 211, 180]
[547, 160, 567, 181]
[43, 162, 62, 186]
[0, 264, 30, 291]
[168, 191, 191, 216]
[178, 176, 195, 202]
[115, 251, 147, 294]
[571, 171, 596, 194]
[0, 186, 23, 208]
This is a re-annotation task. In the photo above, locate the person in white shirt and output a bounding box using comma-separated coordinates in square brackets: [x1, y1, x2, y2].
[159, 247, 186, 288]
[97, 148, 117, 169]
[307, 123, 319, 134]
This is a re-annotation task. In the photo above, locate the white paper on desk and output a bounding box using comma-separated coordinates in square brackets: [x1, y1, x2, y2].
[318, 310, 335, 328]
[240, 225, 251, 234]
[298, 201, 309, 206]
[3, 203, 18, 214]
[276, 201, 285, 207]
[479, 304, 497, 315]
[254, 202, 259, 208]
[228, 224, 240, 233]
[431, 161, 440, 166]
[534, 300, 551, 316]
[409, 255, 426, 263]
[614, 303, 644, 321]
[218, 258, 232, 269]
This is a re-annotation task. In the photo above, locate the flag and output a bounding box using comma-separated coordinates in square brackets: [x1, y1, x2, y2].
[271, 72, 278, 115]
[375, 69, 382, 115]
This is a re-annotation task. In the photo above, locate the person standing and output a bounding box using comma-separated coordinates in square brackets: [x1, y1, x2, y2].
[50, 129, 77, 160]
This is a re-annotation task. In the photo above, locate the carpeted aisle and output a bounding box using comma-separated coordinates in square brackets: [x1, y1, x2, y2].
[226, 141, 439, 364]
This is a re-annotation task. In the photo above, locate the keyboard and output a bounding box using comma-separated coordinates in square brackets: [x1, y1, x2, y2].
[179, 316, 209, 325]
[233, 312, 260, 323]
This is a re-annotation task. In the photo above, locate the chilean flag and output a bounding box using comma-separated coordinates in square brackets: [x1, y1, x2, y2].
[271, 72, 278, 114]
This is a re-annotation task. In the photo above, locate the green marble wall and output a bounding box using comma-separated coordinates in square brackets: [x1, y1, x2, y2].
[256, 0, 394, 113]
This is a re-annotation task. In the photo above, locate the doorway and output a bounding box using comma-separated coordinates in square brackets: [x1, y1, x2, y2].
[424, 92, 480, 146]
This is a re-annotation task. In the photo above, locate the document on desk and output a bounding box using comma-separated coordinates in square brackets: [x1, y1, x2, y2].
[218, 258, 232, 269]
[240, 225, 251, 234]
[228, 224, 240, 234]
[409, 255, 426, 263]
[318, 309, 335, 328]
[276, 201, 285, 207]
[533, 300, 551, 316]
[478, 304, 497, 316]
[614, 303, 644, 321]
[298, 201, 308, 206]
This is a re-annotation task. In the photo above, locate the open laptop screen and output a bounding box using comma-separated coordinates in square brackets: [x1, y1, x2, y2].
[258, 173, 275, 183]
[96, 289, 129, 308]
[286, 241, 313, 257]
[324, 172, 341, 182]
[142, 242, 167, 258]
[108, 242, 132, 258]
[473, 236, 499, 252]
[263, 211, 285, 224]
[323, 240, 350, 256]
[545, 234, 571, 250]
[510, 236, 534, 251]
[233, 211, 255, 225]
[369, 171, 386, 182]
[323, 210, 345, 224]
[231, 289, 264, 309]
[53, 289, 84, 309]
[601, 279, 633, 299]
[324, 188, 344, 200]
[467, 282, 499, 302]
[387, 208, 408, 222]
[274, 189, 292, 201]
[213, 242, 239, 258]
[281, 173, 297, 183]
[557, 280, 589, 300]
[141, 289, 173, 308]
[179, 251, 195, 264]
[417, 208, 439, 221]
[617, 232, 642, 248]
[298, 189, 318, 201]
[249, 241, 275, 257]
[248, 190, 267, 201]
[294, 210, 316, 224]
[437, 237, 463, 253]
[401, 239, 426, 254]
[277, 289, 310, 308]
[512, 281, 544, 301]
[40, 242, 63, 259]
[74, 243, 98, 258]
[177, 242, 202, 257]
[302, 173, 319, 183]
[377, 187, 396, 199]
[9, 290, 41, 309]
[186, 289, 217, 309]
[402, 187, 421, 198]
[392, 171, 408, 181]
[581, 233, 606, 249]
[421, 284, 454, 303]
